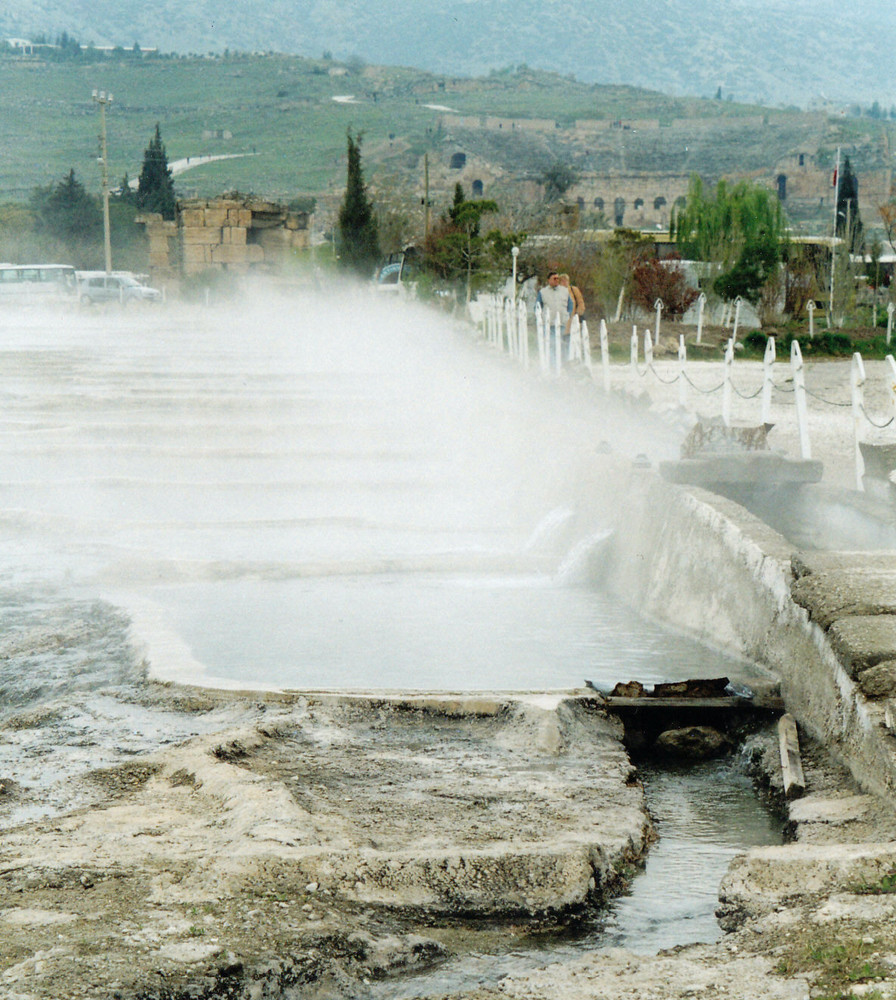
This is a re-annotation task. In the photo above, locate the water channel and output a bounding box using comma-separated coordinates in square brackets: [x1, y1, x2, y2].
[0, 293, 783, 983]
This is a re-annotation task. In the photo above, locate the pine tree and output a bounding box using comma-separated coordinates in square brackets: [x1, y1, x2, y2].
[836, 156, 864, 253]
[30, 168, 102, 244]
[336, 129, 380, 275]
[136, 124, 176, 220]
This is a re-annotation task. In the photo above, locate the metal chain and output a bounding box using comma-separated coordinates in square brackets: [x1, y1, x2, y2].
[860, 404, 896, 429]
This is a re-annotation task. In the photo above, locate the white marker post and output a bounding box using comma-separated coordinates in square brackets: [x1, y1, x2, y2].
[678, 335, 687, 409]
[851, 352, 866, 492]
[654, 298, 664, 347]
[761, 336, 776, 426]
[888, 302, 895, 347]
[600, 319, 610, 393]
[807, 299, 816, 340]
[695, 292, 706, 346]
[731, 296, 743, 344]
[722, 338, 734, 426]
[791, 340, 811, 460]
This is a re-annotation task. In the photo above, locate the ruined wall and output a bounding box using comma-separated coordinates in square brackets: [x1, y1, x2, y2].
[138, 196, 311, 283]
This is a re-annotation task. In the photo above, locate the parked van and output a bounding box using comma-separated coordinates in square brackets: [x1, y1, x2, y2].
[0, 264, 77, 304]
[76, 271, 162, 306]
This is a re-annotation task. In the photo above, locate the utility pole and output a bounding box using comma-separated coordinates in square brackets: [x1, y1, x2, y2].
[92, 89, 113, 274]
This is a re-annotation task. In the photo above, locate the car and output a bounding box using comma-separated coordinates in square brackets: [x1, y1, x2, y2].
[77, 271, 162, 306]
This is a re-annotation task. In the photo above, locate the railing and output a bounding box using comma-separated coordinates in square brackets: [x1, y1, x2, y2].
[472, 292, 896, 493]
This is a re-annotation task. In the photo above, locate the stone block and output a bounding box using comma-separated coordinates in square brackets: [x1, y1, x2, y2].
[857, 659, 896, 698]
[246, 244, 265, 263]
[790, 570, 896, 630]
[203, 208, 229, 228]
[210, 243, 249, 264]
[828, 616, 896, 679]
[179, 208, 205, 227]
[221, 226, 247, 246]
[182, 226, 223, 245]
[149, 236, 171, 253]
[237, 209, 252, 227]
[183, 243, 212, 264]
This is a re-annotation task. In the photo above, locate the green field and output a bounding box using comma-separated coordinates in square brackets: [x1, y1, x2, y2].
[2, 52, 893, 234]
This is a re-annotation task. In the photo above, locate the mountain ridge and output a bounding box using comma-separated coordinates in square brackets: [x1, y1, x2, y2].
[1, 0, 894, 110]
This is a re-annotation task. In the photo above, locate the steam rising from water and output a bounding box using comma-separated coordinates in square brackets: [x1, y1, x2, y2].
[0, 287, 688, 691]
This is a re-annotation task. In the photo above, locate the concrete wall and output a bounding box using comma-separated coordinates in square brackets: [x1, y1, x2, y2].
[597, 466, 896, 799]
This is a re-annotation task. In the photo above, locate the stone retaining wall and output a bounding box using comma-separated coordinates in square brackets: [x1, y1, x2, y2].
[599, 467, 896, 799]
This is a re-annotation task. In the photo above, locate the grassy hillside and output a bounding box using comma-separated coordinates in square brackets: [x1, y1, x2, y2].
[1, 53, 892, 235]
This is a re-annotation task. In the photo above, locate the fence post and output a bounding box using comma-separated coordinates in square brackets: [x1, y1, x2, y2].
[887, 354, 896, 424]
[644, 328, 653, 370]
[553, 315, 563, 374]
[731, 296, 743, 344]
[807, 300, 816, 340]
[569, 315, 582, 362]
[653, 298, 663, 346]
[535, 302, 547, 373]
[722, 338, 734, 426]
[518, 299, 529, 370]
[851, 351, 866, 492]
[582, 319, 593, 374]
[761, 335, 776, 425]
[791, 340, 812, 459]
[630, 325, 639, 393]
[600, 319, 610, 393]
[888, 302, 895, 346]
[495, 295, 505, 353]
[696, 292, 706, 345]
[678, 334, 687, 408]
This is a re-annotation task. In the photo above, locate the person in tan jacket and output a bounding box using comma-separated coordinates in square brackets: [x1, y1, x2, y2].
[559, 273, 585, 334]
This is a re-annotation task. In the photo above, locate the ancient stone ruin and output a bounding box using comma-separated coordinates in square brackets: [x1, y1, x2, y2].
[137, 195, 311, 284]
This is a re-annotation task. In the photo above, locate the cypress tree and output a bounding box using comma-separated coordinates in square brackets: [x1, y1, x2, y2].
[136, 123, 176, 220]
[336, 129, 380, 275]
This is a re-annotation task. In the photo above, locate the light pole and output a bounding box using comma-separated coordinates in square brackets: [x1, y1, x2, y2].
[92, 89, 113, 274]
[511, 245, 519, 305]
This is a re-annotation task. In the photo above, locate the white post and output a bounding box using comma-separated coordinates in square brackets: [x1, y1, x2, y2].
[518, 298, 529, 369]
[568, 315, 582, 362]
[535, 302, 547, 373]
[761, 335, 776, 425]
[887, 302, 895, 346]
[600, 318, 610, 393]
[630, 325, 639, 393]
[582, 319, 593, 373]
[653, 298, 663, 346]
[807, 299, 816, 340]
[851, 352, 866, 492]
[495, 296, 505, 352]
[722, 337, 734, 426]
[644, 328, 653, 369]
[887, 354, 896, 425]
[511, 246, 519, 306]
[678, 334, 687, 408]
[731, 296, 743, 344]
[791, 340, 811, 459]
[553, 314, 562, 374]
[696, 292, 706, 345]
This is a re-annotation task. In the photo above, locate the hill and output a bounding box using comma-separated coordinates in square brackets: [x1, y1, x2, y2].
[1, 0, 894, 111]
[0, 53, 893, 242]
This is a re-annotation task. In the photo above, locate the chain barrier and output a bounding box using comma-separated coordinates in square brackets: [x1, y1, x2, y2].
[731, 381, 765, 401]
[680, 369, 726, 394]
[860, 404, 896, 430]
[803, 386, 852, 407]
[646, 363, 680, 386]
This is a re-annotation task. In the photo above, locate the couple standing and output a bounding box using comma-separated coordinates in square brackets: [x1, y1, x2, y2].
[535, 271, 586, 363]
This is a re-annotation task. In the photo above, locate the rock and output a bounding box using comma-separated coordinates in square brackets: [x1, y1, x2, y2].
[655, 725, 730, 758]
[857, 659, 896, 697]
